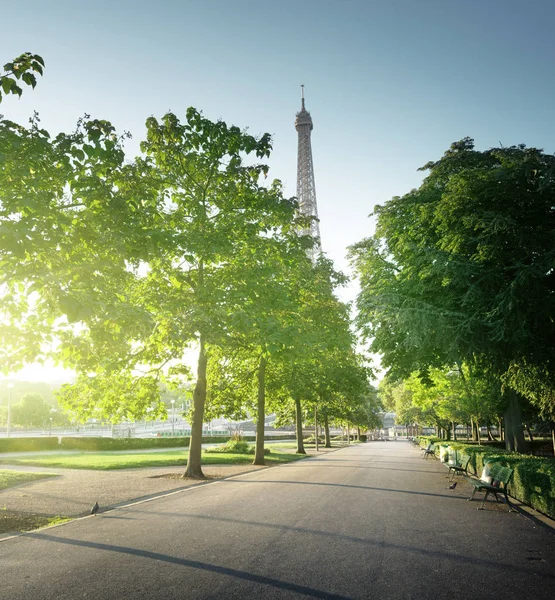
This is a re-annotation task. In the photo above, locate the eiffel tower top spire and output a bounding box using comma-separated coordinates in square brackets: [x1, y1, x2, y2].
[295, 84, 313, 130]
[295, 86, 320, 256]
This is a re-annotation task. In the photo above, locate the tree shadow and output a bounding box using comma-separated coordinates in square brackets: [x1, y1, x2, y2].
[26, 533, 351, 600]
[220, 479, 468, 500]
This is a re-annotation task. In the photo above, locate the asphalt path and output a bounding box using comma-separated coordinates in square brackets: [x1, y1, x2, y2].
[2, 442, 554, 599]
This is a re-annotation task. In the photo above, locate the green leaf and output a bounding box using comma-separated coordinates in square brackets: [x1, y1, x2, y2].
[1, 77, 14, 94]
[22, 72, 37, 88]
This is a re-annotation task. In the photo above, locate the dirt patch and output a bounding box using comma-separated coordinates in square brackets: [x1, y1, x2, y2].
[0, 511, 68, 535]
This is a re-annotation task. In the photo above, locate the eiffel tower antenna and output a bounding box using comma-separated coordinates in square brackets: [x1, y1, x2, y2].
[295, 85, 321, 258]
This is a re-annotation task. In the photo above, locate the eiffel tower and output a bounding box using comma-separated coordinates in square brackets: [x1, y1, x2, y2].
[295, 85, 321, 256]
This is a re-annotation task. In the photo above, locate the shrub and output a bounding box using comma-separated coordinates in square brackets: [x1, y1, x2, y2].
[0, 437, 60, 452]
[303, 435, 325, 445]
[204, 433, 255, 454]
[60, 437, 190, 451]
[224, 439, 251, 453]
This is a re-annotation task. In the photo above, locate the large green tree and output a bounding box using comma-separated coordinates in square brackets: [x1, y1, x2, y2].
[134, 110, 310, 477]
[351, 139, 555, 451]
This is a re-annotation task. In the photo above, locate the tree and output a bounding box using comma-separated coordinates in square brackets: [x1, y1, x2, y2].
[0, 114, 140, 376]
[134, 109, 313, 477]
[11, 393, 52, 428]
[0, 53, 44, 103]
[1, 106, 306, 478]
[204, 212, 314, 465]
[351, 139, 555, 451]
[265, 258, 367, 453]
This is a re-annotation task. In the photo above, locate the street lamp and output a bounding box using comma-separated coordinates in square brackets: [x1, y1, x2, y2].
[171, 399, 175, 436]
[7, 383, 14, 438]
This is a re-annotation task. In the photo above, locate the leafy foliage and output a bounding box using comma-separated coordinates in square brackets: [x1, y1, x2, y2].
[351, 139, 555, 447]
[10, 393, 53, 428]
[0, 53, 45, 103]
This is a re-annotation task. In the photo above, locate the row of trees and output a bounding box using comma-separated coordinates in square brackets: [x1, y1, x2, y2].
[351, 138, 555, 452]
[0, 54, 380, 476]
[0, 393, 69, 429]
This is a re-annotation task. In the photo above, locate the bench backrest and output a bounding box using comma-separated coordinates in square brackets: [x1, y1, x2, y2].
[457, 453, 470, 469]
[482, 462, 513, 487]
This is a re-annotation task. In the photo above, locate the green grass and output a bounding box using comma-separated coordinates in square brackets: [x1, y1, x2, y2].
[0, 469, 58, 490]
[0, 449, 308, 471]
[0, 509, 70, 534]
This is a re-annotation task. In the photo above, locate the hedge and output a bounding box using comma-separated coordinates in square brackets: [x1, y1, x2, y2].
[59, 435, 234, 451]
[0, 437, 60, 452]
[416, 436, 555, 520]
[0, 433, 295, 453]
[60, 437, 190, 451]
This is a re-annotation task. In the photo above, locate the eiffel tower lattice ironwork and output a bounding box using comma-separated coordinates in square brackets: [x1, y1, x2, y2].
[295, 85, 321, 255]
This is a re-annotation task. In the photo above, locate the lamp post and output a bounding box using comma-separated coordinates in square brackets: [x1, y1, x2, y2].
[171, 399, 175, 436]
[7, 383, 14, 438]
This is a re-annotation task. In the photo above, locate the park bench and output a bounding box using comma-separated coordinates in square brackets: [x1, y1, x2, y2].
[444, 451, 471, 481]
[422, 443, 436, 459]
[463, 461, 514, 511]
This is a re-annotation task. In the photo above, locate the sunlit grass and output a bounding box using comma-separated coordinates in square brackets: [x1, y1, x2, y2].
[0, 449, 308, 470]
[0, 509, 70, 534]
[0, 469, 58, 490]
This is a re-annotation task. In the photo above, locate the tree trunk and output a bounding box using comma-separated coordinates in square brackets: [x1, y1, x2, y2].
[504, 389, 526, 453]
[253, 354, 266, 466]
[294, 396, 305, 454]
[323, 408, 331, 448]
[487, 425, 495, 441]
[314, 405, 319, 452]
[184, 334, 207, 479]
[476, 420, 481, 445]
[357, 426, 361, 441]
[524, 423, 534, 443]
[552, 428, 555, 456]
[452, 421, 457, 441]
[347, 424, 350, 444]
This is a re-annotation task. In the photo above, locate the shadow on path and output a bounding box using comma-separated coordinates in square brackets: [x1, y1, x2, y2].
[26, 533, 351, 600]
[283, 465, 439, 474]
[218, 479, 467, 500]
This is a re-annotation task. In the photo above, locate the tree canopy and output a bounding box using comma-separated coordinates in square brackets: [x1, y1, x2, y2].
[351, 138, 555, 450]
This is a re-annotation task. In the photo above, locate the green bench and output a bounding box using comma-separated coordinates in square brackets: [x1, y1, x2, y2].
[463, 461, 514, 511]
[422, 443, 436, 459]
[444, 451, 471, 481]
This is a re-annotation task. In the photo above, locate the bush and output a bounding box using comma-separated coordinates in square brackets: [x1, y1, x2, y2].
[224, 439, 251, 453]
[60, 437, 190, 451]
[205, 433, 255, 455]
[303, 435, 325, 445]
[0, 437, 60, 452]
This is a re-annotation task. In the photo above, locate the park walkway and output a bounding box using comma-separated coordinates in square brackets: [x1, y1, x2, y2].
[1, 441, 555, 599]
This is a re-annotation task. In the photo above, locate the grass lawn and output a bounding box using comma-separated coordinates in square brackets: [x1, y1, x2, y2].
[0, 469, 58, 490]
[0, 449, 308, 471]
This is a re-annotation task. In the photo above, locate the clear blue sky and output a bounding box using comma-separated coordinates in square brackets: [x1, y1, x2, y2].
[2, 0, 555, 380]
